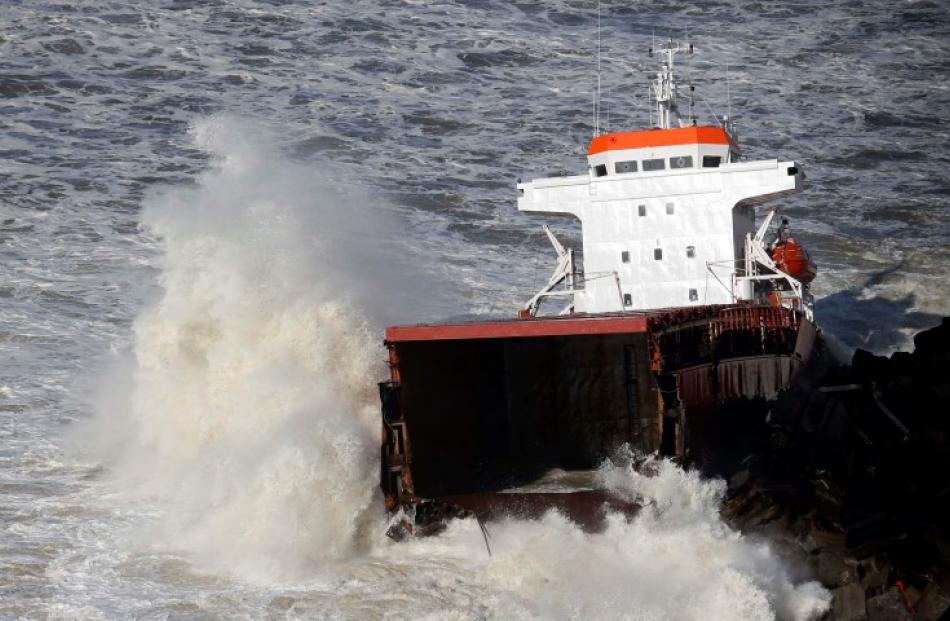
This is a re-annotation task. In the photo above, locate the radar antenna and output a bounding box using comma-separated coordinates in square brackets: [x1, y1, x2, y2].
[647, 35, 693, 129]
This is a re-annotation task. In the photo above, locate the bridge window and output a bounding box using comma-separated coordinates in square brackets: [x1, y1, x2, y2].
[689, 288, 698, 302]
[686, 245, 695, 258]
[702, 155, 722, 168]
[623, 293, 632, 307]
[621, 251, 630, 263]
[593, 164, 607, 177]
[643, 158, 665, 172]
[670, 156, 693, 169]
[615, 160, 638, 174]
[638, 204, 646, 216]
[654, 248, 663, 261]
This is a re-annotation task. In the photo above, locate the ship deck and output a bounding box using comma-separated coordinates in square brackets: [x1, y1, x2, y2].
[385, 312, 650, 342]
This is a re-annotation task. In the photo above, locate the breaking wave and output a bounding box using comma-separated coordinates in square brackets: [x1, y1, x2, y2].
[380, 450, 830, 621]
[83, 117, 829, 618]
[83, 115, 386, 580]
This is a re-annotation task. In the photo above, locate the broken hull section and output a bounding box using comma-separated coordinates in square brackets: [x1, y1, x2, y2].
[379, 304, 815, 532]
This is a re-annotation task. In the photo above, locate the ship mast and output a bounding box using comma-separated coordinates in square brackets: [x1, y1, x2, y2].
[649, 36, 693, 129]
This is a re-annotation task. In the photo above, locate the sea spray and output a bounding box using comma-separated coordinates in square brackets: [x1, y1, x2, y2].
[84, 116, 389, 580]
[379, 450, 830, 621]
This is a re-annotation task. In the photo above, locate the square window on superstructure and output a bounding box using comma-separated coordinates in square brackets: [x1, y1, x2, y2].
[593, 164, 607, 177]
[654, 248, 663, 260]
[643, 158, 665, 171]
[702, 155, 722, 168]
[666, 203, 674, 215]
[686, 245, 695, 258]
[670, 156, 693, 169]
[638, 204, 646, 216]
[623, 293, 632, 307]
[615, 160, 638, 174]
[621, 251, 630, 263]
[689, 288, 698, 302]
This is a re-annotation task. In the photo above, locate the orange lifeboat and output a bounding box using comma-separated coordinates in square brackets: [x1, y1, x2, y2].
[772, 238, 817, 284]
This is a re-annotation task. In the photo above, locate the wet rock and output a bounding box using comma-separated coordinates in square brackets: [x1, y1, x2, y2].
[816, 549, 858, 587]
[858, 559, 891, 598]
[913, 317, 950, 358]
[916, 583, 950, 621]
[714, 319, 949, 613]
[852, 348, 891, 381]
[728, 468, 750, 491]
[866, 588, 913, 621]
[831, 583, 867, 621]
[809, 523, 847, 551]
[902, 585, 922, 610]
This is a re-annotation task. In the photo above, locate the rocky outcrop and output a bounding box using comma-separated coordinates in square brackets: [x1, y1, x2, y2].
[720, 318, 950, 620]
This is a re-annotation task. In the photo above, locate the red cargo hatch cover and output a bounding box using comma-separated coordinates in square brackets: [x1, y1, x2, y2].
[385, 314, 650, 342]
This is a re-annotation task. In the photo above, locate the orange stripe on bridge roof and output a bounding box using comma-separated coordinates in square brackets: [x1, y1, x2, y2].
[588, 126, 730, 155]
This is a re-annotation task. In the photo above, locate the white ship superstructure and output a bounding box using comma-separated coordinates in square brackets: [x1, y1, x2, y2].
[518, 39, 811, 318]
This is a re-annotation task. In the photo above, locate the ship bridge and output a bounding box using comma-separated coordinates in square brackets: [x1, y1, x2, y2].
[517, 41, 803, 315]
[586, 125, 734, 178]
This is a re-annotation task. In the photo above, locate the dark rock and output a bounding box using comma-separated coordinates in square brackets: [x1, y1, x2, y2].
[729, 469, 750, 491]
[906, 585, 923, 605]
[809, 523, 847, 550]
[866, 588, 913, 621]
[887, 351, 915, 376]
[913, 317, 950, 358]
[916, 583, 950, 620]
[858, 559, 891, 598]
[852, 349, 890, 381]
[831, 583, 867, 621]
[816, 549, 858, 587]
[715, 319, 950, 608]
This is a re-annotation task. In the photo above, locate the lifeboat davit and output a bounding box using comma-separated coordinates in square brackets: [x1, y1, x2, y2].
[772, 238, 817, 284]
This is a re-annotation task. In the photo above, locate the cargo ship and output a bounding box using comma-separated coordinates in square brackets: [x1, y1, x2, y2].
[379, 39, 818, 536]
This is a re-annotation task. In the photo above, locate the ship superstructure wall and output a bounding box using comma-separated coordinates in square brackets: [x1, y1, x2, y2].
[517, 159, 801, 313]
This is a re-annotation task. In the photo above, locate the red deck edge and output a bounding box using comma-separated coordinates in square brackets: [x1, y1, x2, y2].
[385, 314, 649, 343]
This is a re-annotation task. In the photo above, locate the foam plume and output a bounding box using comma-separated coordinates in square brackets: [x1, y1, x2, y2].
[386, 449, 830, 620]
[88, 115, 387, 580]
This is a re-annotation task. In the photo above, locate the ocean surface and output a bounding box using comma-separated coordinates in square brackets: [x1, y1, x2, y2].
[1, 1, 947, 619]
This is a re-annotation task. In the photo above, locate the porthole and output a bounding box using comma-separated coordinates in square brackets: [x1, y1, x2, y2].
[654, 248, 663, 261]
[638, 204, 646, 217]
[623, 293, 632, 307]
[689, 288, 698, 302]
[621, 251, 630, 263]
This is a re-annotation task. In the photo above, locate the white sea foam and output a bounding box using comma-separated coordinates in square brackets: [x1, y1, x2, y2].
[372, 450, 830, 621]
[81, 115, 387, 581]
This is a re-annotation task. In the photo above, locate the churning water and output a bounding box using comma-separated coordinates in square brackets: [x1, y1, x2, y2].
[1, 1, 947, 619]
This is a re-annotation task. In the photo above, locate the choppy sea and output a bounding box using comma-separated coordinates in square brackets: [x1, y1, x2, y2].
[1, 1, 947, 619]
